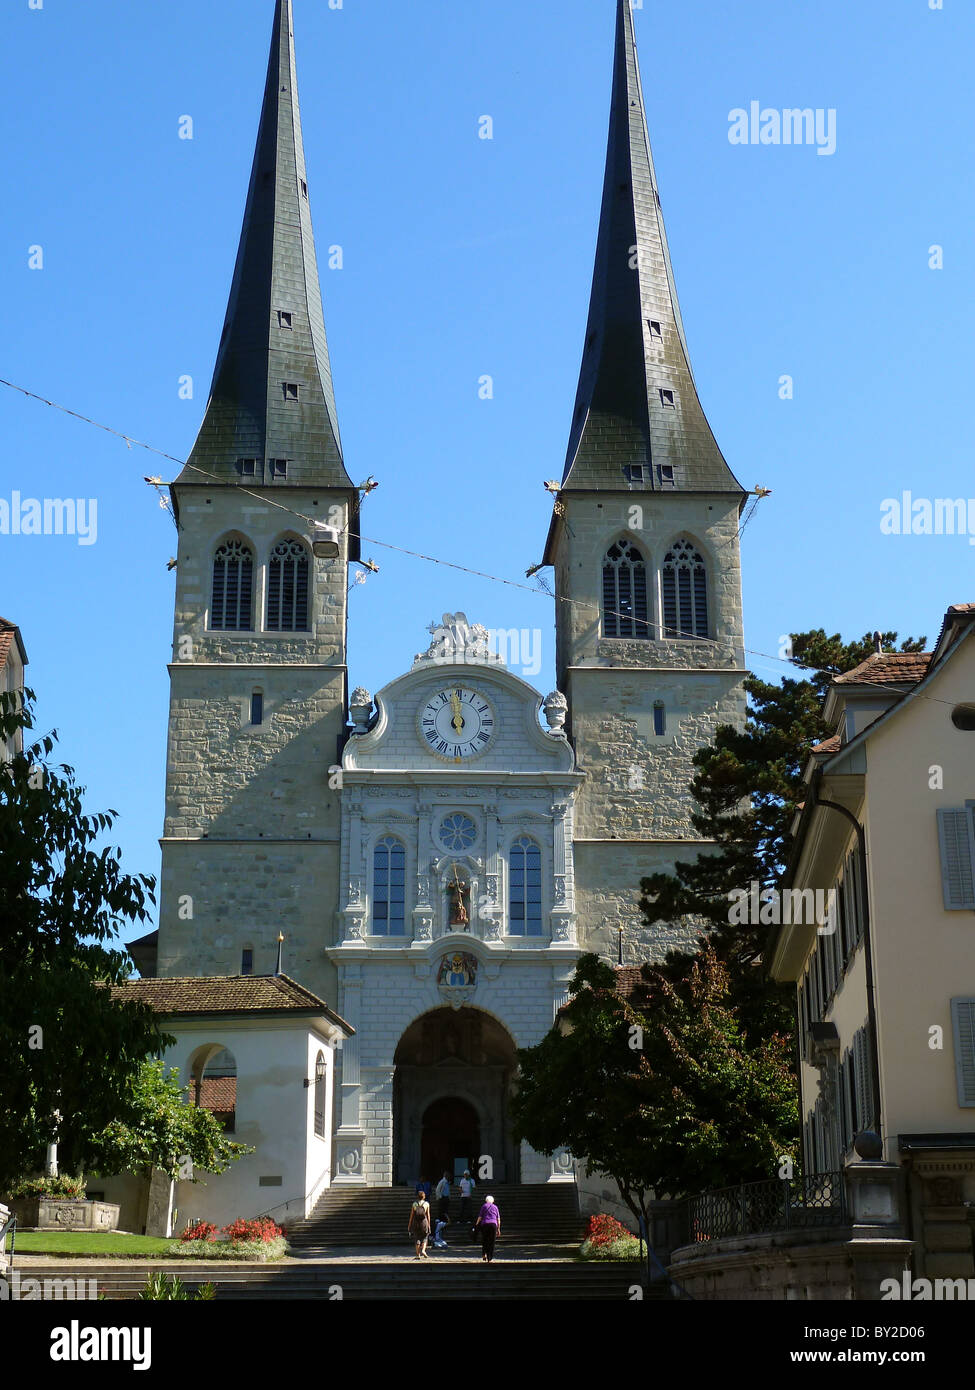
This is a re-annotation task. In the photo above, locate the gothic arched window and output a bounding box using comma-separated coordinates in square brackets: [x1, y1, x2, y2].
[210, 538, 254, 631]
[266, 537, 310, 632]
[602, 538, 649, 639]
[662, 538, 709, 639]
[373, 836, 406, 936]
[509, 837, 542, 937]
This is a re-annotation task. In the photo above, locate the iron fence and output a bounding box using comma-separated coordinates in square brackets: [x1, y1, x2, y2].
[686, 1171, 847, 1244]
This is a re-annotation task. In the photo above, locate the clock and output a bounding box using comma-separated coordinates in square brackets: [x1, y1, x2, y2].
[418, 687, 495, 761]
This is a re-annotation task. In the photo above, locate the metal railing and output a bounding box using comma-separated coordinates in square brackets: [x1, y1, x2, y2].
[686, 1171, 847, 1244]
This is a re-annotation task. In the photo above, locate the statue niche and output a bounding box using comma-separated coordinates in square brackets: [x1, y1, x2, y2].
[446, 867, 471, 931]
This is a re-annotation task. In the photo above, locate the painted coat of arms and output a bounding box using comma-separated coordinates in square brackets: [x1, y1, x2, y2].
[436, 952, 478, 1008]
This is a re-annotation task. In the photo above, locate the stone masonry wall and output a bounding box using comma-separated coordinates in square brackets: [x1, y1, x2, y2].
[158, 486, 351, 999]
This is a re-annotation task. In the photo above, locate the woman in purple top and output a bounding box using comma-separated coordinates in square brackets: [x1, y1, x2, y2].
[475, 1195, 501, 1263]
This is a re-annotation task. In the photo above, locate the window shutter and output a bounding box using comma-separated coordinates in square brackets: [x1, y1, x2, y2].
[937, 809, 975, 910]
[950, 998, 975, 1106]
[852, 1030, 866, 1131]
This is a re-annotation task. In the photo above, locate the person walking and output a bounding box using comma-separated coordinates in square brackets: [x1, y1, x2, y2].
[474, 1194, 501, 1263]
[409, 1191, 432, 1259]
[435, 1171, 451, 1223]
[459, 1170, 475, 1225]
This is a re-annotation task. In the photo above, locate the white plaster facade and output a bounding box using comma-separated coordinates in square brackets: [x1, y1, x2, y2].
[328, 621, 584, 1186]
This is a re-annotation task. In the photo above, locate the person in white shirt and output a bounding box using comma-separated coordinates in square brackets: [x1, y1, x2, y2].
[435, 1171, 452, 1222]
[459, 1170, 475, 1224]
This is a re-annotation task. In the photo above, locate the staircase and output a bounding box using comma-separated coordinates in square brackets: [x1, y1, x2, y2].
[287, 1182, 584, 1250]
[22, 1260, 660, 1301]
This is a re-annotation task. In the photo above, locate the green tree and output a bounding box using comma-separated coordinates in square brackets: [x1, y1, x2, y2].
[511, 951, 798, 1227]
[0, 690, 168, 1190]
[81, 1060, 251, 1183]
[638, 629, 925, 1037]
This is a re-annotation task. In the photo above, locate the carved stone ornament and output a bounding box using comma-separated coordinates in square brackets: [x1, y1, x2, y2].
[414, 612, 501, 667]
[542, 689, 568, 732]
[436, 951, 478, 1009]
[349, 688, 373, 733]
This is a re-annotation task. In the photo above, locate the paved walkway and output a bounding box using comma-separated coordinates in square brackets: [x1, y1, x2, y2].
[11, 1241, 586, 1268]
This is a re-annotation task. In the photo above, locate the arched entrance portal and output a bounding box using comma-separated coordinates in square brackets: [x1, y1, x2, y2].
[421, 1097, 480, 1180]
[393, 1007, 520, 1185]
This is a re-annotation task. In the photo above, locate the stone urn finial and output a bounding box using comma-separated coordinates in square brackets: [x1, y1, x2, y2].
[543, 690, 568, 733]
[349, 687, 373, 734]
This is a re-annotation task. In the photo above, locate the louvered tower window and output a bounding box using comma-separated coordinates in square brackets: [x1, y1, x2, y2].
[210, 539, 254, 631]
[266, 538, 310, 632]
[373, 837, 406, 937]
[602, 538, 650, 639]
[662, 538, 709, 639]
[509, 837, 542, 937]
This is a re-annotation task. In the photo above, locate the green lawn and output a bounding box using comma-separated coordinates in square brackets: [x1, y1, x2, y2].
[7, 1232, 176, 1258]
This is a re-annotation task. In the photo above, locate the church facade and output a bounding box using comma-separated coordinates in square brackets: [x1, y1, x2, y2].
[150, 0, 747, 1201]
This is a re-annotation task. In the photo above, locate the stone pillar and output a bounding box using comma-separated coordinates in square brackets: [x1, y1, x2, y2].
[145, 1168, 175, 1238]
[550, 800, 576, 944]
[413, 802, 434, 942]
[0, 1203, 10, 1277]
[843, 1158, 914, 1300]
[361, 1067, 395, 1187]
[333, 964, 366, 1185]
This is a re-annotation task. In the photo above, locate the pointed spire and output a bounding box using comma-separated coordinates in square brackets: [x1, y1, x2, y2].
[561, 0, 744, 496]
[178, 0, 353, 493]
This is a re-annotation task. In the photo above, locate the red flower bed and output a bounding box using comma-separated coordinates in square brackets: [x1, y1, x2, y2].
[180, 1221, 218, 1243]
[224, 1216, 283, 1244]
[585, 1213, 634, 1246]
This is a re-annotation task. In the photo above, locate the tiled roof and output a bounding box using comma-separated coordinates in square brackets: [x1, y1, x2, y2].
[811, 734, 841, 754]
[614, 965, 652, 998]
[110, 974, 353, 1032]
[194, 1076, 237, 1111]
[833, 652, 931, 685]
[0, 617, 20, 672]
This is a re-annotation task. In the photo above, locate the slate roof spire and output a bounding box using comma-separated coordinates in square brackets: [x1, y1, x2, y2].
[561, 0, 744, 496]
[178, 0, 353, 493]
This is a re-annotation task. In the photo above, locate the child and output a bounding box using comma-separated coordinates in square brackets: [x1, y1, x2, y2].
[432, 1216, 449, 1249]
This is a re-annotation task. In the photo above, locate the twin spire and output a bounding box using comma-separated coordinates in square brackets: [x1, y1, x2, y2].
[182, 0, 740, 508]
[562, 0, 743, 497]
[180, 0, 352, 493]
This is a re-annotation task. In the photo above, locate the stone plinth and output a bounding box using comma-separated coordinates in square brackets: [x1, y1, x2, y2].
[8, 1199, 120, 1232]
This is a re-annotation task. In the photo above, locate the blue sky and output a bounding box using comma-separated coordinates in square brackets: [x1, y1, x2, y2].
[2, 0, 972, 938]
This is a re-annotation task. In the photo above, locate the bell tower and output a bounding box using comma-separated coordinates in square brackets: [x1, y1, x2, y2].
[157, 0, 358, 999]
[544, 0, 748, 961]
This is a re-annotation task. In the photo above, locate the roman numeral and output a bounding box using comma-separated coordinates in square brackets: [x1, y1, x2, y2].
[477, 731, 489, 742]
[422, 718, 435, 727]
[477, 703, 488, 714]
[436, 740, 449, 754]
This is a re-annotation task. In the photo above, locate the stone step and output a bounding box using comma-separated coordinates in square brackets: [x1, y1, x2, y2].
[287, 1183, 585, 1248]
[20, 1262, 661, 1301]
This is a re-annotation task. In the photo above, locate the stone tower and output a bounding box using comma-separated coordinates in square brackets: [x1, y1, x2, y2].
[157, 0, 358, 1000]
[544, 0, 748, 962]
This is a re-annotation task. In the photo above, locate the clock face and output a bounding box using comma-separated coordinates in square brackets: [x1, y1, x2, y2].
[418, 687, 495, 761]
